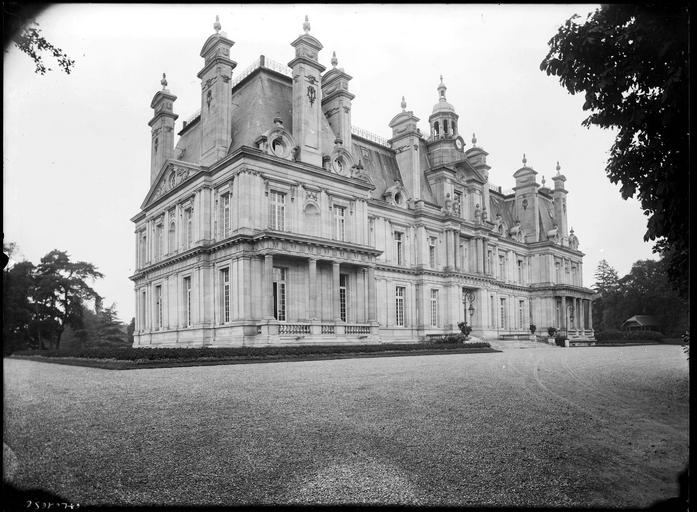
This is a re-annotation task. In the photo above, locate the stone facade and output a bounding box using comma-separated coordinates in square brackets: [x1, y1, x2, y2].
[131, 17, 595, 347]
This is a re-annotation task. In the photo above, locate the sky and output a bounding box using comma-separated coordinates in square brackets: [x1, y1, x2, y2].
[3, 4, 657, 322]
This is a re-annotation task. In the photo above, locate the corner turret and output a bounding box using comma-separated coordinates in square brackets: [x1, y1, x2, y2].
[148, 73, 178, 184]
[388, 97, 422, 200]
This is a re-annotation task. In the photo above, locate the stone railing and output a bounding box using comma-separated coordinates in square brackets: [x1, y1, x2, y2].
[351, 126, 390, 147]
[278, 323, 311, 335]
[230, 55, 292, 90]
[488, 183, 514, 195]
[345, 324, 371, 335]
[321, 324, 335, 334]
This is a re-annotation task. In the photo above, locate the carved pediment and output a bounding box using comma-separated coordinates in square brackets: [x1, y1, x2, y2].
[142, 160, 202, 209]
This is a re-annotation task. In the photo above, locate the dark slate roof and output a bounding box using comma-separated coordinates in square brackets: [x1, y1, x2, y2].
[489, 194, 517, 230]
[229, 70, 293, 153]
[538, 196, 556, 237]
[351, 139, 403, 200]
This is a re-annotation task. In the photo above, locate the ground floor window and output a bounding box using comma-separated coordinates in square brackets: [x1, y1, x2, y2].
[183, 276, 191, 327]
[430, 289, 439, 327]
[155, 285, 163, 330]
[499, 297, 506, 330]
[518, 300, 525, 329]
[395, 286, 405, 327]
[339, 273, 348, 322]
[273, 267, 287, 321]
[220, 268, 230, 324]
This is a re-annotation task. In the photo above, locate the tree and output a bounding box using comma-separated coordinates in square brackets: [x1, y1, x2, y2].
[4, 3, 75, 75]
[540, 4, 689, 298]
[592, 258, 688, 334]
[95, 303, 128, 348]
[33, 250, 103, 350]
[127, 317, 136, 346]
[3, 256, 37, 353]
[593, 259, 620, 295]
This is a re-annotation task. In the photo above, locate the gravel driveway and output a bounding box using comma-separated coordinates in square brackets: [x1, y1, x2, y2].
[3, 344, 688, 507]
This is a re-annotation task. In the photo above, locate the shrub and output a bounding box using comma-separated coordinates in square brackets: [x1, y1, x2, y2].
[434, 334, 466, 344]
[529, 324, 537, 334]
[554, 334, 567, 347]
[625, 330, 664, 341]
[682, 330, 689, 359]
[547, 327, 557, 337]
[594, 329, 625, 342]
[11, 341, 492, 361]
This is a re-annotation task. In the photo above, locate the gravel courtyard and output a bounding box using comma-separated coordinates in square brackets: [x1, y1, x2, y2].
[3, 344, 688, 507]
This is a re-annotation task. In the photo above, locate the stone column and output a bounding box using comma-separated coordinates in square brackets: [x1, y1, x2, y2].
[368, 267, 377, 323]
[308, 258, 317, 320]
[588, 299, 593, 331]
[482, 239, 488, 274]
[561, 295, 567, 332]
[264, 254, 274, 319]
[475, 238, 483, 274]
[445, 230, 453, 268]
[332, 262, 341, 321]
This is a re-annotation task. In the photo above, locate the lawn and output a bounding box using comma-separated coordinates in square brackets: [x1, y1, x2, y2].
[3, 345, 689, 507]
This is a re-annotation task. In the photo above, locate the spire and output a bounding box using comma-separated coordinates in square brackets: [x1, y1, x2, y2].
[401, 96, 407, 111]
[161, 72, 168, 90]
[556, 161, 561, 175]
[331, 50, 338, 68]
[522, 153, 527, 166]
[303, 14, 311, 33]
[437, 74, 447, 101]
[214, 15, 221, 34]
[472, 132, 477, 147]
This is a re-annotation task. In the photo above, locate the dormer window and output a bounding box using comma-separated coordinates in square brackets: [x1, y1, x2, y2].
[271, 137, 286, 157]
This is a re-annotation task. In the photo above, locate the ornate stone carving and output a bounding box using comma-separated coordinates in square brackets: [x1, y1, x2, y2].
[569, 228, 579, 249]
[474, 203, 482, 223]
[547, 223, 560, 244]
[509, 220, 524, 243]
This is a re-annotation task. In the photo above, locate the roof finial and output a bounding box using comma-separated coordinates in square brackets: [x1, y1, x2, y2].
[303, 15, 311, 34]
[556, 161, 561, 174]
[161, 72, 168, 90]
[472, 132, 477, 146]
[331, 51, 338, 68]
[401, 96, 407, 111]
[522, 153, 527, 166]
[570, 226, 574, 234]
[541, 175, 546, 187]
[214, 15, 221, 34]
[437, 75, 447, 100]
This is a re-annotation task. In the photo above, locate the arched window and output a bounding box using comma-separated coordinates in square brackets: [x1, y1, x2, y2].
[451, 121, 457, 135]
[443, 120, 449, 135]
[434, 121, 440, 135]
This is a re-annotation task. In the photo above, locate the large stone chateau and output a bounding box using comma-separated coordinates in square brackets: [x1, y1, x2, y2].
[131, 16, 595, 347]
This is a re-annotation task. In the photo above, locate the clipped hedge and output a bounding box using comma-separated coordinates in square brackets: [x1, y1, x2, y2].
[554, 334, 568, 347]
[11, 342, 492, 361]
[595, 330, 664, 343]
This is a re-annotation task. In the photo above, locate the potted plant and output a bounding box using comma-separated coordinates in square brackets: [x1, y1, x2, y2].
[457, 321, 472, 341]
[547, 327, 557, 344]
[529, 323, 537, 341]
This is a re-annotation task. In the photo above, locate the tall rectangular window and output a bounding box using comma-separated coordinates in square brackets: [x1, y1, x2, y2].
[499, 255, 506, 280]
[394, 232, 403, 265]
[565, 265, 570, 284]
[490, 294, 496, 328]
[273, 267, 286, 321]
[269, 191, 286, 231]
[140, 290, 146, 331]
[499, 297, 507, 330]
[428, 237, 437, 267]
[430, 289, 439, 327]
[139, 231, 147, 266]
[183, 277, 192, 327]
[487, 250, 493, 275]
[369, 217, 376, 247]
[334, 206, 346, 241]
[221, 193, 231, 237]
[155, 223, 163, 260]
[555, 262, 561, 283]
[517, 259, 524, 284]
[339, 274, 348, 322]
[155, 285, 163, 330]
[168, 221, 176, 254]
[220, 268, 230, 324]
[395, 286, 405, 327]
[519, 300, 525, 329]
[185, 208, 193, 248]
